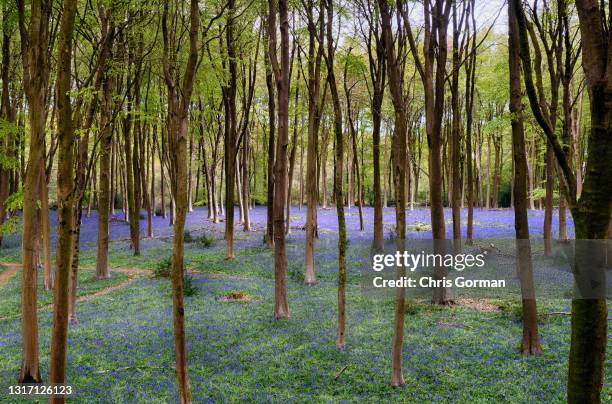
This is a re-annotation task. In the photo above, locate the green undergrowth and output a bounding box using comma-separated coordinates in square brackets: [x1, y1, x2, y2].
[0, 232, 610, 401]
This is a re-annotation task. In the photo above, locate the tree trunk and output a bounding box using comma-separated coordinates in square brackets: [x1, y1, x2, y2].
[124, 81, 140, 255]
[514, 1, 612, 399]
[285, 86, 299, 234]
[508, 1, 542, 355]
[161, 0, 200, 400]
[188, 131, 194, 212]
[379, 0, 414, 385]
[268, 0, 290, 320]
[465, 0, 476, 244]
[264, 25, 276, 248]
[325, 0, 347, 351]
[303, 0, 322, 284]
[17, 0, 53, 383]
[96, 71, 114, 280]
[321, 130, 329, 208]
[450, 2, 462, 251]
[41, 167, 53, 290]
[223, 1, 238, 260]
[565, 85, 611, 404]
[49, 0, 78, 395]
[0, 5, 15, 247]
[242, 128, 251, 231]
[543, 144, 554, 255]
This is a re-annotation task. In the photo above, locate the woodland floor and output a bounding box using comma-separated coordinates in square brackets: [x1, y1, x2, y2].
[0, 206, 610, 402]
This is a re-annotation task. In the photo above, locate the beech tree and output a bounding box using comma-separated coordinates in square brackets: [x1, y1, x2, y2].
[356, 0, 385, 249]
[322, 0, 348, 350]
[49, 0, 78, 398]
[514, 0, 612, 400]
[403, 0, 452, 305]
[223, 0, 239, 260]
[161, 0, 200, 400]
[16, 0, 53, 384]
[268, 0, 291, 320]
[303, 0, 324, 285]
[508, 0, 542, 355]
[0, 3, 15, 247]
[263, 18, 276, 248]
[377, 0, 409, 386]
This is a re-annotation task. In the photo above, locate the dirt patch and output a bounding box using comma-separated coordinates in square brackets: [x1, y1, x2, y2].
[0, 262, 21, 288]
[72, 279, 135, 304]
[455, 298, 501, 313]
[219, 291, 254, 302]
[36, 270, 148, 311]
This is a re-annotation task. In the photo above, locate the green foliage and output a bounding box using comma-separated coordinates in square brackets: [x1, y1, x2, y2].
[497, 300, 524, 322]
[197, 234, 214, 248]
[0, 190, 23, 236]
[4, 189, 22, 211]
[287, 259, 303, 283]
[154, 257, 172, 278]
[404, 299, 447, 315]
[184, 230, 214, 247]
[193, 199, 207, 207]
[184, 230, 195, 243]
[530, 187, 559, 201]
[0, 215, 19, 236]
[183, 274, 198, 297]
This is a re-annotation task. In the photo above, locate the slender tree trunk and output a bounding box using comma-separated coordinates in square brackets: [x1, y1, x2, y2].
[124, 84, 140, 255]
[264, 25, 276, 247]
[303, 0, 322, 284]
[161, 0, 199, 400]
[352, 126, 364, 231]
[17, 0, 52, 383]
[110, 136, 115, 215]
[268, 0, 290, 320]
[508, 2, 542, 355]
[188, 131, 194, 212]
[242, 129, 250, 231]
[0, 6, 14, 247]
[465, 0, 476, 244]
[151, 126, 157, 218]
[543, 145, 553, 255]
[236, 166, 244, 224]
[41, 168, 53, 290]
[343, 67, 364, 232]
[486, 133, 491, 208]
[223, 1, 238, 260]
[324, 0, 347, 351]
[450, 2, 462, 251]
[492, 136, 500, 208]
[96, 71, 114, 280]
[145, 126, 153, 237]
[321, 130, 329, 208]
[49, 0, 78, 396]
[285, 87, 299, 234]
